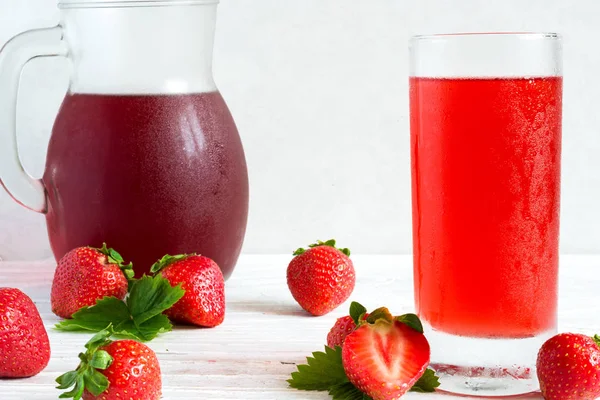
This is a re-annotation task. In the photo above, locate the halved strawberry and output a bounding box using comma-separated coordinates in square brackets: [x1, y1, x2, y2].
[341, 308, 430, 400]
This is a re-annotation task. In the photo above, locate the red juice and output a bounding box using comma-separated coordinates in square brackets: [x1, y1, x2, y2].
[410, 77, 562, 338]
[43, 92, 248, 279]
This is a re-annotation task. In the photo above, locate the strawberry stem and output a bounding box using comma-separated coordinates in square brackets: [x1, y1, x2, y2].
[358, 306, 425, 333]
[366, 307, 394, 324]
[292, 239, 351, 257]
[593, 334, 600, 347]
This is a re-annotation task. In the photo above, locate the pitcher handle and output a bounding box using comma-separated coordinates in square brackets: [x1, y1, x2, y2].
[0, 26, 68, 213]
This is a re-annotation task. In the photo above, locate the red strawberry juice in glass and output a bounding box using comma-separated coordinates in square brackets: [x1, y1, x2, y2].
[411, 76, 562, 338]
[409, 33, 562, 396]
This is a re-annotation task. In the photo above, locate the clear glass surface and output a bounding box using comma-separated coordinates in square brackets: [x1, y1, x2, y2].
[410, 32, 563, 396]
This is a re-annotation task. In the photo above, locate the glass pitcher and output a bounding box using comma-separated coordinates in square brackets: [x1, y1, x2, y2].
[0, 0, 249, 279]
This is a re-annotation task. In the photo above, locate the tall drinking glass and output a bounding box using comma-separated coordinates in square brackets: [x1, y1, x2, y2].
[410, 33, 562, 396]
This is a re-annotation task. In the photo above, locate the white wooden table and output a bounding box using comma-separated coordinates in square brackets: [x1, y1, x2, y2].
[0, 254, 598, 399]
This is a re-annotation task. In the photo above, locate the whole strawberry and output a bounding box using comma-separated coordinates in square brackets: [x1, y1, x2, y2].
[57, 327, 161, 400]
[537, 333, 600, 400]
[328, 316, 357, 348]
[287, 239, 355, 316]
[0, 288, 51, 377]
[151, 254, 225, 327]
[51, 244, 133, 319]
[342, 308, 430, 400]
[327, 302, 369, 348]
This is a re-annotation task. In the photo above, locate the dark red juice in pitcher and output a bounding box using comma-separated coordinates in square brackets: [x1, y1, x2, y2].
[43, 92, 249, 278]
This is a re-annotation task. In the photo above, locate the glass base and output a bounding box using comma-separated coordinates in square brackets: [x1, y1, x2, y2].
[424, 322, 554, 396]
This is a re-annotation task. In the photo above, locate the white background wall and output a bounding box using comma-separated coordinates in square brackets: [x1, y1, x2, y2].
[0, 0, 599, 260]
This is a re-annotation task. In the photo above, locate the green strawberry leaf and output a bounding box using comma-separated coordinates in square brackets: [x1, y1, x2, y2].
[55, 371, 78, 390]
[57, 327, 114, 399]
[128, 275, 184, 325]
[83, 368, 109, 396]
[293, 239, 351, 257]
[55, 275, 184, 342]
[84, 328, 113, 351]
[150, 254, 190, 274]
[593, 334, 600, 347]
[97, 243, 134, 281]
[56, 297, 131, 333]
[329, 382, 372, 400]
[136, 314, 173, 341]
[409, 368, 440, 392]
[349, 301, 367, 326]
[99, 243, 124, 264]
[58, 374, 85, 399]
[395, 313, 424, 334]
[292, 247, 306, 256]
[120, 262, 135, 281]
[287, 346, 348, 391]
[89, 350, 112, 369]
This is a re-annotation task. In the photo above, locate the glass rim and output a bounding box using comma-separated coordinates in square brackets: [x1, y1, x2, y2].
[411, 32, 561, 41]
